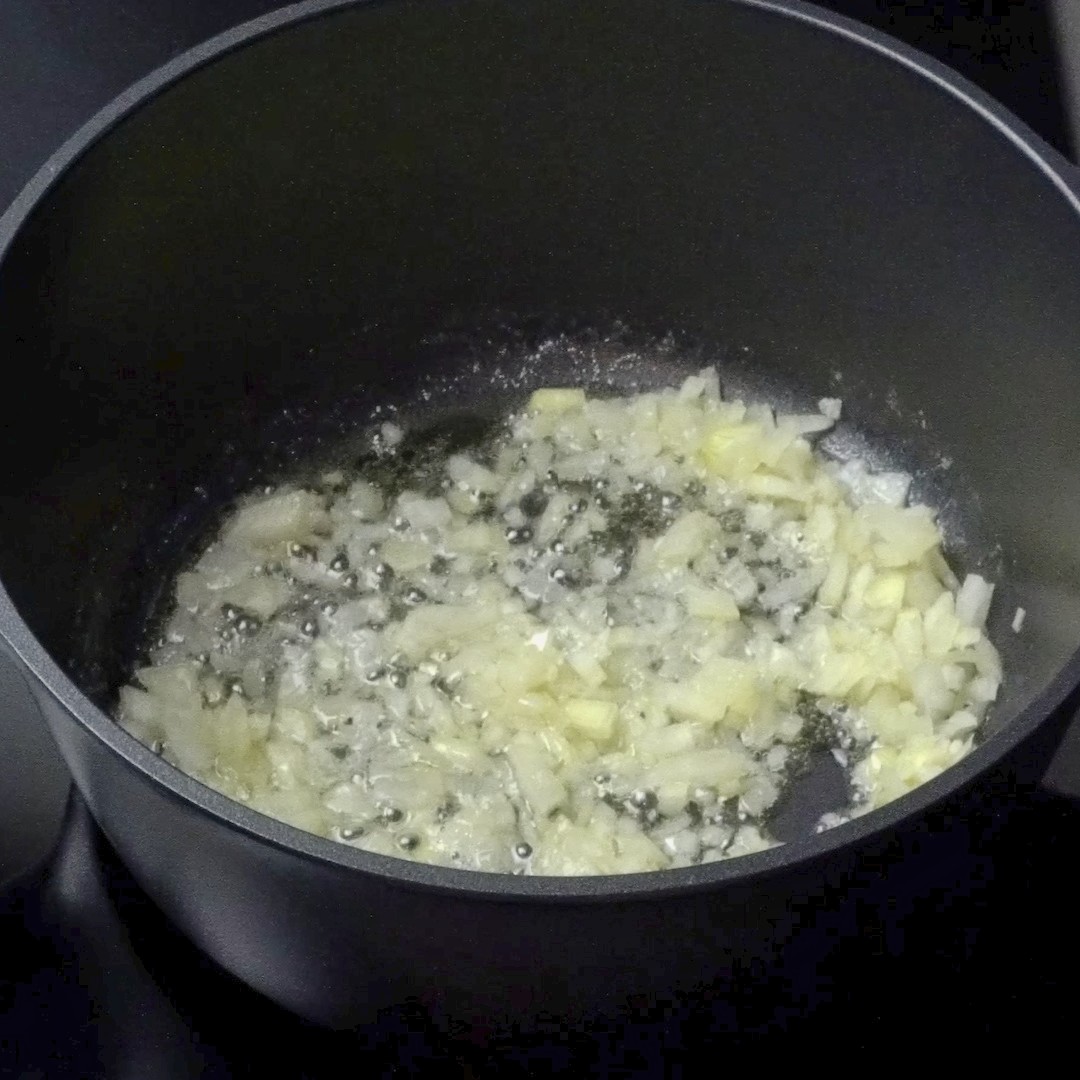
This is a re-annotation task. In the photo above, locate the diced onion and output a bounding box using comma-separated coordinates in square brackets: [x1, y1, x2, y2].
[118, 361, 1001, 876]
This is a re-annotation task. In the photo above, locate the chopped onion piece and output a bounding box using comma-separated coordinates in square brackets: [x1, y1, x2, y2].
[955, 574, 995, 630]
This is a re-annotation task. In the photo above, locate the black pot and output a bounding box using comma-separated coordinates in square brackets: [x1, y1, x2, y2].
[2, 0, 1080, 1031]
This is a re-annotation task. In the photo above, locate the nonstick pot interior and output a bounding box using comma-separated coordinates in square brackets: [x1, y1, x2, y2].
[2, 0, 1080, 1028]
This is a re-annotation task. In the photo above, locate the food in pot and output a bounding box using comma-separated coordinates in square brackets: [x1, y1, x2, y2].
[118, 368, 1001, 874]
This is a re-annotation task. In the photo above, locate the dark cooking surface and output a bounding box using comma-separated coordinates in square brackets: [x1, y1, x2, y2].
[2, 0, 1080, 1073]
[3, 786, 1079, 1076]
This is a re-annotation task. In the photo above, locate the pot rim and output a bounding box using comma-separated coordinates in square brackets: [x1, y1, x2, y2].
[2, 0, 1079, 903]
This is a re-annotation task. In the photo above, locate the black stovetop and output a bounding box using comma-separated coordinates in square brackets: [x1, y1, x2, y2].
[3, 785, 1080, 1076]
[2, 2, 1080, 1075]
